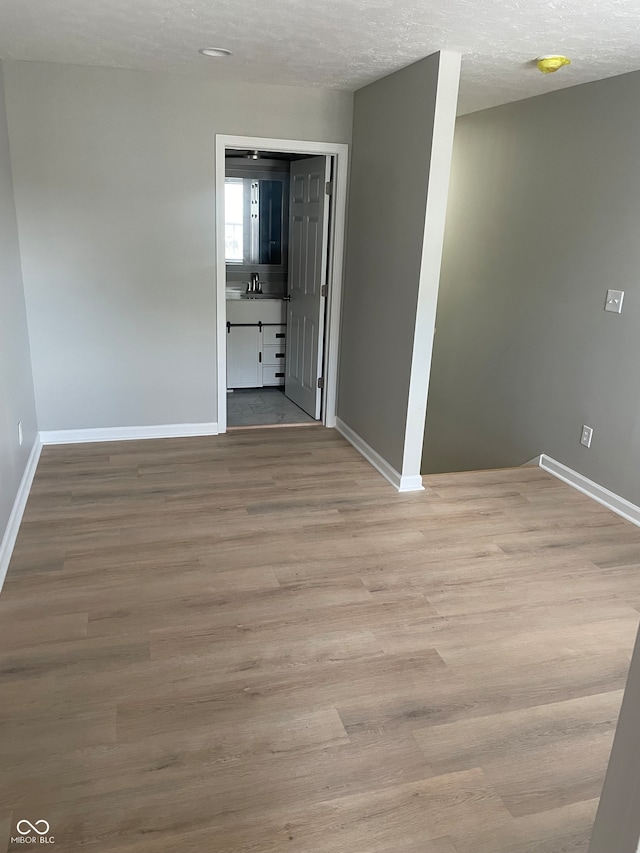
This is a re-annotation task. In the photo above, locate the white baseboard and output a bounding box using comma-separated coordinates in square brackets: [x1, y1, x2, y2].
[397, 473, 425, 492]
[540, 454, 640, 528]
[40, 422, 219, 445]
[0, 436, 43, 591]
[335, 418, 424, 492]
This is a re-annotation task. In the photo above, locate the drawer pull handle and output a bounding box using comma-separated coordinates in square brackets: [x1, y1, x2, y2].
[275, 333, 285, 339]
[275, 353, 285, 358]
[275, 372, 285, 378]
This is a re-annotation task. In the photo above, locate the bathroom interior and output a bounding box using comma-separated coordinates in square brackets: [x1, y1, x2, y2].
[225, 148, 325, 428]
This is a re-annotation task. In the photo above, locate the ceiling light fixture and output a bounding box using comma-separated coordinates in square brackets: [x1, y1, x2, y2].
[536, 55, 571, 73]
[199, 47, 232, 58]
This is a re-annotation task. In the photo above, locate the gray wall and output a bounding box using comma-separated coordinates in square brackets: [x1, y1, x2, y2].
[0, 61, 38, 550]
[338, 53, 459, 476]
[2, 61, 353, 431]
[589, 623, 640, 853]
[424, 70, 640, 506]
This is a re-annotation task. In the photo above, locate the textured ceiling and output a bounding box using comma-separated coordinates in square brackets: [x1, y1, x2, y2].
[1, 0, 640, 113]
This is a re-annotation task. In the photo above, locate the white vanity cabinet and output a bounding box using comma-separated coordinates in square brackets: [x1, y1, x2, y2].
[226, 299, 287, 389]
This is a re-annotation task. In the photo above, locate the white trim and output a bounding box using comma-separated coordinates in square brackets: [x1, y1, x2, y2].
[40, 422, 219, 445]
[402, 51, 462, 482]
[539, 454, 640, 528]
[215, 135, 349, 433]
[397, 473, 425, 492]
[0, 436, 42, 591]
[336, 417, 424, 492]
[215, 137, 228, 433]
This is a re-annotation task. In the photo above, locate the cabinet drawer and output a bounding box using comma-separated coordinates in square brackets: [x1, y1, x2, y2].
[263, 325, 287, 346]
[262, 344, 286, 366]
[263, 365, 285, 386]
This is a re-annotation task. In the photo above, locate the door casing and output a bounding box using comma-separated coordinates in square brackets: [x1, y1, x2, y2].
[214, 135, 349, 433]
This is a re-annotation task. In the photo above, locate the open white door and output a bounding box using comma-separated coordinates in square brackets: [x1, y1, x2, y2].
[285, 156, 331, 419]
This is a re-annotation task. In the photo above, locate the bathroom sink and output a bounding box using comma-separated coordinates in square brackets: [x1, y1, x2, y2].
[226, 291, 283, 301]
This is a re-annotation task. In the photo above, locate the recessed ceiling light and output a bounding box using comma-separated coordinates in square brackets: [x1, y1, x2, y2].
[199, 48, 232, 58]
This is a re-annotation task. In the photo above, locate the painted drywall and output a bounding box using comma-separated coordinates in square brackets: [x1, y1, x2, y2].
[337, 52, 460, 478]
[589, 623, 640, 853]
[2, 61, 352, 430]
[0, 61, 38, 548]
[424, 70, 640, 506]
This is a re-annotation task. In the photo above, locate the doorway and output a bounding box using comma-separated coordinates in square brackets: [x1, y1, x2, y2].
[215, 136, 349, 434]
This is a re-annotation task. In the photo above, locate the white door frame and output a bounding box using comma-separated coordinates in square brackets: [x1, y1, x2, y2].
[215, 135, 349, 433]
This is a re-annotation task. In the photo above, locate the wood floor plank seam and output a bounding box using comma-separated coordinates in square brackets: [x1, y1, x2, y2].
[2, 428, 640, 852]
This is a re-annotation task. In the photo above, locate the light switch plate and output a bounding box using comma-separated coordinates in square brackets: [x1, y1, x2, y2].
[605, 289, 624, 313]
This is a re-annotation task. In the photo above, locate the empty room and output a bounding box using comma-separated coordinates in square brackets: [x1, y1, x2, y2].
[1, 1, 640, 852]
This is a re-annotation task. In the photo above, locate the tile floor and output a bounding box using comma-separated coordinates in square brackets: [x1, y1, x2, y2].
[227, 387, 316, 427]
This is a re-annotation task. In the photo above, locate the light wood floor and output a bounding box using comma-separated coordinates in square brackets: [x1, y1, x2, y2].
[1, 427, 640, 853]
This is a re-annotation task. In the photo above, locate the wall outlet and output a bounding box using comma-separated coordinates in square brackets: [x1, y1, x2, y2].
[580, 425, 593, 448]
[17, 421, 23, 446]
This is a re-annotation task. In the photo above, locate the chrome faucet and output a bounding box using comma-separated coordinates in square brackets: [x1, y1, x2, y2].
[245, 272, 262, 295]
